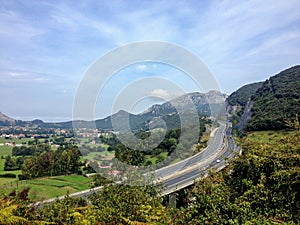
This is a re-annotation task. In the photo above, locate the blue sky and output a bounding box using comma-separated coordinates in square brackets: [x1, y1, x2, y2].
[0, 0, 300, 121]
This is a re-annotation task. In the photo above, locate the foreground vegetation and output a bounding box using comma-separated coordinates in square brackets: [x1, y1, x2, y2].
[178, 130, 300, 224]
[0, 129, 299, 224]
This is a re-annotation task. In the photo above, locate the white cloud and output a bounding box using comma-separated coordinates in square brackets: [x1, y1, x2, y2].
[148, 88, 180, 101]
[0, 70, 50, 83]
[150, 88, 169, 98]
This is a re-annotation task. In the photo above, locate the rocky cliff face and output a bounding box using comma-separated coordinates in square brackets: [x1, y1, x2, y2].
[142, 90, 227, 117]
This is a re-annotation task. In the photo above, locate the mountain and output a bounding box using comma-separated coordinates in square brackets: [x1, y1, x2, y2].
[0, 91, 226, 130]
[0, 112, 16, 126]
[246, 65, 300, 130]
[228, 65, 300, 131]
[142, 90, 226, 117]
[226, 82, 263, 130]
[63, 90, 226, 131]
[95, 110, 148, 130]
[227, 82, 263, 107]
[94, 90, 226, 131]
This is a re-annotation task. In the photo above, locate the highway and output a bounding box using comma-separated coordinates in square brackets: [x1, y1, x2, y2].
[152, 121, 227, 180]
[157, 121, 239, 195]
[32, 121, 238, 207]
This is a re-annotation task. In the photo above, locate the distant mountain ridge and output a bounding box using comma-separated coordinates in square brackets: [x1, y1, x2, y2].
[0, 90, 226, 130]
[0, 112, 15, 126]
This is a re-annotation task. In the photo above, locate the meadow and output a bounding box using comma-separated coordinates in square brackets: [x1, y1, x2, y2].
[246, 130, 295, 143]
[0, 175, 93, 201]
[0, 137, 95, 201]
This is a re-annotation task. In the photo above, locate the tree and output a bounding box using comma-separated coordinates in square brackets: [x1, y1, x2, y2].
[21, 157, 38, 179]
[4, 156, 18, 171]
[285, 113, 300, 131]
[89, 182, 172, 224]
[115, 144, 145, 166]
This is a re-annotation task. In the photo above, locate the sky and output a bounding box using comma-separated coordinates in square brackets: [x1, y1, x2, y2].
[0, 0, 300, 121]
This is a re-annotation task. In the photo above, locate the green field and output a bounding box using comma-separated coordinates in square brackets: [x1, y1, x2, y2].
[0, 137, 33, 145]
[84, 150, 114, 161]
[0, 177, 15, 186]
[89, 143, 109, 149]
[0, 136, 102, 201]
[0, 145, 13, 157]
[0, 143, 94, 201]
[0, 175, 93, 201]
[246, 130, 294, 144]
[0, 154, 93, 201]
[0, 158, 4, 171]
[145, 152, 168, 165]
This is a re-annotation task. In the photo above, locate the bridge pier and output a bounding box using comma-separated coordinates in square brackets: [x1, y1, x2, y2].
[168, 192, 176, 208]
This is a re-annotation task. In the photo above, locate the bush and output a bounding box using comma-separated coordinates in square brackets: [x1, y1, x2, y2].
[18, 174, 26, 180]
[0, 173, 17, 178]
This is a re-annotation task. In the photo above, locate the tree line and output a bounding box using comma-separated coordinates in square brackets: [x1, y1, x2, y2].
[21, 146, 82, 179]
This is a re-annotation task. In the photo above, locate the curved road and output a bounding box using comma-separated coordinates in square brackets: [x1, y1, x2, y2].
[152, 121, 227, 181]
[33, 121, 238, 207]
[156, 121, 239, 195]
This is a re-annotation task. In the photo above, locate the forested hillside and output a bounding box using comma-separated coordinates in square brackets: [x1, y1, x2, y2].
[227, 82, 263, 107]
[247, 65, 300, 130]
[227, 65, 300, 131]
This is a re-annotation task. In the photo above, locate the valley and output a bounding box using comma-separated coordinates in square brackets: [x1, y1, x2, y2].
[0, 65, 299, 224]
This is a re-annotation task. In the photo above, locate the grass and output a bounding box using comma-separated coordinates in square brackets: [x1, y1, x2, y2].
[246, 130, 294, 144]
[0, 137, 32, 145]
[0, 145, 13, 157]
[100, 143, 109, 149]
[145, 155, 157, 164]
[84, 143, 109, 149]
[145, 152, 169, 165]
[84, 150, 114, 161]
[0, 156, 24, 188]
[0, 158, 4, 171]
[0, 136, 97, 201]
[0, 177, 15, 186]
[0, 174, 93, 201]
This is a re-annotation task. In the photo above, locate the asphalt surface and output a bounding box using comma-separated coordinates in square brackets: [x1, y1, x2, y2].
[153, 122, 226, 179]
[159, 122, 240, 195]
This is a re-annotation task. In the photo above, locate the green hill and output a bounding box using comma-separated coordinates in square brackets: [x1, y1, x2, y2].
[227, 65, 300, 131]
[227, 82, 263, 107]
[247, 65, 300, 131]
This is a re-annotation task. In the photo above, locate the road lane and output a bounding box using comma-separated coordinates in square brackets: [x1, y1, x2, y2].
[152, 122, 227, 180]
[160, 122, 239, 195]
